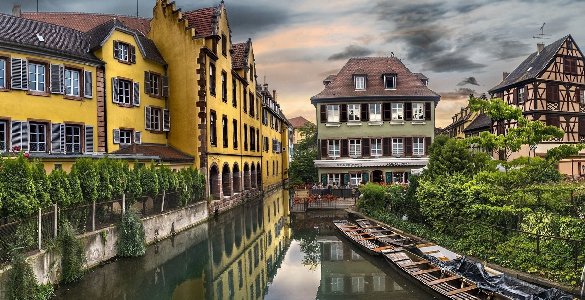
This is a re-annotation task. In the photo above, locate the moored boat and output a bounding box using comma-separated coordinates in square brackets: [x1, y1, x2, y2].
[332, 220, 398, 256]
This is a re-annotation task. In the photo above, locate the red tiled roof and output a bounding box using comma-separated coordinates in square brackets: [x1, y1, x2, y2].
[112, 144, 194, 163]
[289, 116, 313, 129]
[183, 6, 217, 38]
[232, 42, 248, 69]
[20, 12, 151, 35]
[312, 57, 440, 100]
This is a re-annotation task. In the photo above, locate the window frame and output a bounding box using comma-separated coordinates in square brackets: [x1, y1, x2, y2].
[0, 58, 6, 90]
[391, 103, 404, 121]
[348, 104, 360, 122]
[369, 103, 382, 122]
[412, 103, 425, 120]
[149, 72, 161, 97]
[349, 139, 361, 157]
[354, 75, 365, 90]
[210, 110, 217, 146]
[221, 71, 228, 102]
[326, 105, 340, 123]
[116, 42, 130, 62]
[209, 62, 216, 96]
[117, 78, 132, 105]
[350, 173, 362, 186]
[29, 122, 48, 152]
[328, 139, 340, 158]
[28, 62, 47, 93]
[222, 115, 228, 148]
[64, 124, 82, 154]
[370, 138, 382, 157]
[413, 137, 425, 156]
[327, 173, 341, 185]
[384, 74, 396, 89]
[392, 138, 404, 156]
[232, 119, 238, 149]
[392, 172, 406, 184]
[150, 107, 162, 131]
[0, 120, 7, 152]
[64, 67, 81, 97]
[119, 129, 133, 145]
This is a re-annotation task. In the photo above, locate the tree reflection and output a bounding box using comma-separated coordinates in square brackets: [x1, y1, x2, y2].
[293, 227, 321, 271]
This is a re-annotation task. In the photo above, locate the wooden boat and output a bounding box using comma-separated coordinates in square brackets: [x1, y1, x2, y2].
[332, 220, 398, 256]
[355, 218, 417, 248]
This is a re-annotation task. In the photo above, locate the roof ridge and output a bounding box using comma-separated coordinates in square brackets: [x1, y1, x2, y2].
[21, 11, 151, 20]
[0, 12, 87, 35]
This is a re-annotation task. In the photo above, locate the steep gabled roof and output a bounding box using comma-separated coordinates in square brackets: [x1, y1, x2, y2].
[86, 18, 165, 65]
[183, 5, 220, 38]
[414, 73, 428, 80]
[289, 116, 313, 129]
[489, 35, 569, 92]
[463, 113, 492, 133]
[21, 12, 151, 35]
[0, 13, 101, 64]
[232, 41, 250, 69]
[312, 57, 440, 100]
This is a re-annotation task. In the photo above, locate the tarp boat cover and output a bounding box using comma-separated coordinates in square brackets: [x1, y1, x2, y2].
[410, 248, 574, 300]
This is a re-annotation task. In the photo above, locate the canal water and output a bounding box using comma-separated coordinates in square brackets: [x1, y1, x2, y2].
[55, 189, 436, 300]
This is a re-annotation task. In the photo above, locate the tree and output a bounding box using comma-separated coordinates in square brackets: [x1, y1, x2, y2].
[295, 122, 317, 152]
[289, 122, 318, 185]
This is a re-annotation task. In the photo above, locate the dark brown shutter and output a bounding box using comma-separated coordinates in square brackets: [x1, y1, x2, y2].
[113, 41, 119, 59]
[361, 104, 369, 121]
[425, 102, 432, 121]
[321, 139, 328, 158]
[162, 76, 169, 97]
[362, 138, 370, 157]
[523, 85, 528, 102]
[144, 71, 151, 94]
[424, 137, 432, 155]
[547, 84, 559, 103]
[382, 138, 391, 156]
[320, 105, 326, 123]
[341, 139, 349, 157]
[340, 104, 348, 122]
[576, 88, 581, 103]
[405, 103, 412, 121]
[405, 137, 413, 157]
[546, 114, 560, 127]
[496, 121, 504, 135]
[579, 116, 585, 136]
[513, 89, 519, 105]
[129, 45, 136, 63]
[382, 103, 391, 121]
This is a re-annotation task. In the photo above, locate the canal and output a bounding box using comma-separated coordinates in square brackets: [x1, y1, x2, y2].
[55, 189, 436, 299]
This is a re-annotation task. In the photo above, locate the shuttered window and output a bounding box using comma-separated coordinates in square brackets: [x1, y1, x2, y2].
[412, 103, 425, 120]
[233, 119, 238, 149]
[391, 138, 404, 156]
[115, 129, 133, 145]
[232, 79, 237, 107]
[114, 41, 135, 63]
[51, 123, 64, 153]
[163, 109, 170, 132]
[221, 71, 227, 102]
[327, 105, 340, 123]
[0, 59, 5, 89]
[348, 104, 360, 121]
[11, 58, 28, 90]
[222, 115, 228, 148]
[145, 106, 163, 131]
[84, 70, 92, 98]
[85, 125, 94, 153]
[328, 140, 340, 158]
[369, 104, 382, 122]
[64, 124, 82, 154]
[28, 63, 46, 92]
[144, 71, 161, 97]
[243, 124, 248, 151]
[413, 137, 424, 156]
[64, 68, 80, 97]
[349, 139, 361, 157]
[249, 126, 255, 151]
[0, 121, 7, 152]
[210, 110, 217, 146]
[391, 103, 404, 120]
[29, 122, 47, 152]
[370, 138, 382, 157]
[209, 63, 216, 96]
[50, 64, 63, 94]
[11, 121, 29, 152]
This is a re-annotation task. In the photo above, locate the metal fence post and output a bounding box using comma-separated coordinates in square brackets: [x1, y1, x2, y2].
[92, 200, 96, 232]
[38, 208, 42, 250]
[161, 190, 166, 213]
[54, 203, 58, 238]
[122, 193, 126, 215]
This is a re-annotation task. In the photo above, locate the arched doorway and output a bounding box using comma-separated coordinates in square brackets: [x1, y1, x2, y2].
[372, 170, 384, 183]
[209, 164, 220, 199]
[251, 164, 256, 189]
[243, 163, 250, 190]
[233, 163, 241, 193]
[222, 163, 232, 197]
[256, 162, 262, 188]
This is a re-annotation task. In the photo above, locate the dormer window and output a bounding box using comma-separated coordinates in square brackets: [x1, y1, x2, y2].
[384, 74, 396, 89]
[354, 75, 366, 90]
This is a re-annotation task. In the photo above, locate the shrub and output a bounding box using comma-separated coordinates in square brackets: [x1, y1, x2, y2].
[58, 221, 85, 283]
[6, 252, 54, 300]
[0, 155, 38, 218]
[70, 158, 98, 203]
[141, 165, 159, 198]
[95, 159, 113, 202]
[125, 166, 143, 201]
[357, 183, 387, 211]
[48, 169, 71, 207]
[117, 211, 146, 257]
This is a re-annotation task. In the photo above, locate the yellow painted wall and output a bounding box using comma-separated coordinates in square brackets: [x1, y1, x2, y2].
[0, 51, 98, 149]
[93, 30, 167, 152]
[261, 110, 285, 188]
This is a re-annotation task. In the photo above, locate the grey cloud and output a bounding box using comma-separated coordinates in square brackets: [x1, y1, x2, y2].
[440, 88, 477, 98]
[423, 55, 486, 73]
[457, 77, 480, 86]
[489, 40, 531, 60]
[328, 45, 373, 61]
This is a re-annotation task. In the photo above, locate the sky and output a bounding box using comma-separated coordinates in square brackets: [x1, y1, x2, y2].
[3, 0, 585, 127]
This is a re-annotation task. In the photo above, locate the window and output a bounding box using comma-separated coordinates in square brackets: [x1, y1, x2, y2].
[351, 276, 365, 293]
[149, 73, 160, 96]
[115, 42, 129, 62]
[249, 92, 255, 117]
[233, 119, 238, 149]
[0, 59, 5, 89]
[262, 110, 268, 125]
[517, 87, 525, 104]
[331, 277, 344, 293]
[210, 111, 217, 146]
[354, 75, 365, 90]
[232, 79, 237, 107]
[222, 115, 228, 148]
[393, 172, 406, 184]
[348, 104, 360, 121]
[221, 71, 227, 102]
[243, 124, 248, 151]
[116, 79, 132, 105]
[412, 103, 425, 120]
[581, 89, 585, 105]
[350, 173, 362, 186]
[369, 103, 382, 122]
[391, 103, 404, 120]
[413, 137, 424, 156]
[250, 126, 255, 151]
[29, 123, 47, 152]
[0, 121, 7, 151]
[384, 75, 396, 89]
[221, 34, 227, 56]
[28, 63, 46, 92]
[565, 58, 578, 75]
[65, 125, 82, 154]
[327, 105, 340, 123]
[146, 107, 162, 131]
[209, 63, 216, 96]
[243, 92, 247, 113]
[370, 138, 382, 157]
[328, 140, 340, 158]
[119, 130, 133, 145]
[349, 139, 361, 157]
[392, 138, 404, 156]
[64, 69, 80, 97]
[327, 173, 341, 185]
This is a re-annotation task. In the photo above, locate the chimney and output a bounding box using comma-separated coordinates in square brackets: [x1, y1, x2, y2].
[272, 89, 277, 101]
[503, 72, 510, 80]
[537, 43, 545, 54]
[12, 4, 21, 17]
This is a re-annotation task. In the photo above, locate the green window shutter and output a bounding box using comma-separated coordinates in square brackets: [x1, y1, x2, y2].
[321, 174, 327, 185]
[361, 172, 369, 183]
[343, 173, 350, 185]
[385, 172, 393, 184]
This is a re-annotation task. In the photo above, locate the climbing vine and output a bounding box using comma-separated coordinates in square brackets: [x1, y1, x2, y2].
[117, 211, 146, 257]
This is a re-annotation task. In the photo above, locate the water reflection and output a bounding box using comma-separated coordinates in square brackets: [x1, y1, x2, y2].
[55, 189, 434, 300]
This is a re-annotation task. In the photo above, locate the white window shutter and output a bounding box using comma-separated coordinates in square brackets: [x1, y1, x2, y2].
[144, 71, 151, 94]
[163, 109, 170, 132]
[11, 58, 28, 90]
[113, 41, 119, 59]
[20, 121, 29, 152]
[162, 76, 169, 98]
[51, 123, 62, 153]
[113, 129, 120, 144]
[145, 106, 152, 130]
[112, 78, 119, 103]
[134, 131, 142, 144]
[84, 70, 93, 99]
[50, 64, 63, 94]
[133, 82, 140, 106]
[85, 125, 94, 153]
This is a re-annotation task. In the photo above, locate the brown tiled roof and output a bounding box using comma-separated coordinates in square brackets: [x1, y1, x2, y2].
[112, 144, 194, 163]
[312, 57, 440, 100]
[183, 6, 218, 38]
[0, 13, 101, 64]
[232, 41, 249, 69]
[414, 73, 428, 80]
[20, 12, 151, 35]
[289, 116, 313, 129]
[464, 113, 492, 133]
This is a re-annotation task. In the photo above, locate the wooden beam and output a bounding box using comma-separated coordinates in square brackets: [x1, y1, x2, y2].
[372, 245, 394, 252]
[400, 260, 429, 268]
[410, 268, 439, 275]
[446, 285, 477, 296]
[428, 275, 460, 285]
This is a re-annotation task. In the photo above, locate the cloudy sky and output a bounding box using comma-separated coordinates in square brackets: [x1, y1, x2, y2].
[3, 0, 585, 127]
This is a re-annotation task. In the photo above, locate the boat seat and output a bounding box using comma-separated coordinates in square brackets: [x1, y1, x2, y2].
[400, 260, 429, 268]
[372, 245, 394, 252]
[446, 285, 477, 296]
[410, 268, 440, 275]
[428, 275, 460, 285]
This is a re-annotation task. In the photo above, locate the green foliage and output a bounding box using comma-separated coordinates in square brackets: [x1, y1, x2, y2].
[357, 183, 387, 211]
[125, 166, 143, 201]
[95, 159, 113, 202]
[545, 144, 585, 163]
[176, 167, 205, 206]
[109, 160, 129, 199]
[0, 155, 39, 218]
[289, 148, 318, 184]
[70, 158, 98, 204]
[141, 165, 159, 198]
[424, 135, 494, 180]
[7, 252, 54, 300]
[295, 122, 317, 152]
[30, 161, 50, 209]
[117, 211, 146, 257]
[58, 221, 85, 284]
[469, 96, 523, 121]
[48, 169, 71, 207]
